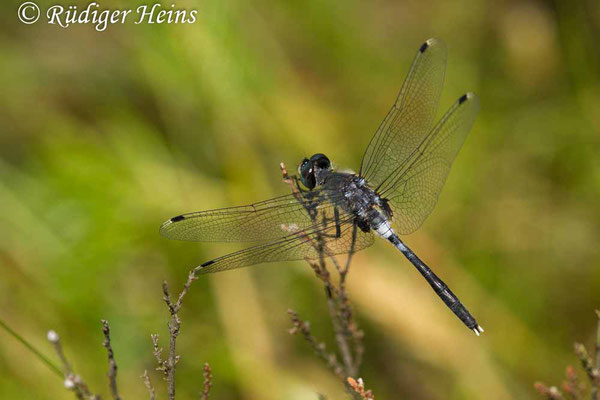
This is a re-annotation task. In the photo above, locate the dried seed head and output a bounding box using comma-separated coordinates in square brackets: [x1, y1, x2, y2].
[46, 330, 59, 343]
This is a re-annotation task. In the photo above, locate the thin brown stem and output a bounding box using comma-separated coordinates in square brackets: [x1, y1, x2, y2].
[66, 373, 100, 400]
[535, 309, 600, 400]
[347, 377, 375, 400]
[201, 363, 212, 400]
[151, 333, 167, 376]
[48, 331, 74, 375]
[101, 321, 121, 400]
[318, 227, 358, 377]
[313, 244, 356, 377]
[535, 382, 567, 400]
[325, 286, 356, 377]
[287, 309, 345, 379]
[339, 225, 364, 371]
[161, 271, 198, 400]
[561, 366, 582, 400]
[47, 330, 93, 400]
[163, 283, 180, 400]
[142, 371, 156, 400]
[574, 343, 600, 388]
[593, 310, 600, 400]
[281, 162, 364, 395]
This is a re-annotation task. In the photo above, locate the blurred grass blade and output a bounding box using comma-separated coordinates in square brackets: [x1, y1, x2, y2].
[0, 316, 62, 378]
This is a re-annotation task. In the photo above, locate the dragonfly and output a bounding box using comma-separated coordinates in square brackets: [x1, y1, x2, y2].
[160, 38, 483, 335]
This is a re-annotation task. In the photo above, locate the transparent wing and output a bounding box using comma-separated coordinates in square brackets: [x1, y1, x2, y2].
[196, 217, 374, 274]
[380, 93, 479, 234]
[359, 38, 447, 188]
[159, 189, 345, 242]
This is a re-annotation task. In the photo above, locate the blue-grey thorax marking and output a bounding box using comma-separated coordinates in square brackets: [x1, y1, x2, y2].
[318, 171, 393, 235]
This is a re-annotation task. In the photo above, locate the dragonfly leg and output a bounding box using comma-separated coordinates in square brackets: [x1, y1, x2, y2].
[315, 207, 343, 239]
[334, 207, 341, 238]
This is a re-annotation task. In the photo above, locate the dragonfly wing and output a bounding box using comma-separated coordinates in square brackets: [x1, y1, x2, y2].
[196, 217, 374, 274]
[159, 189, 345, 242]
[359, 38, 447, 188]
[380, 93, 480, 234]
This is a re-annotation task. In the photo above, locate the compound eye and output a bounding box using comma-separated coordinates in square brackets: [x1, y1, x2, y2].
[310, 153, 331, 170]
[299, 158, 310, 176]
[298, 158, 316, 189]
[302, 173, 316, 189]
[316, 156, 330, 169]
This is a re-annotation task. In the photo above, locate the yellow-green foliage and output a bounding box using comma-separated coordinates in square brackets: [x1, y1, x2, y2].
[1, 0, 599, 399]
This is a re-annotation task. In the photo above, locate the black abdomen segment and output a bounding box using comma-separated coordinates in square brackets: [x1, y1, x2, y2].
[388, 234, 483, 335]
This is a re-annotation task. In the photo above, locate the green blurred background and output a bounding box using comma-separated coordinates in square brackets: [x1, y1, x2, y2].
[1, 0, 600, 399]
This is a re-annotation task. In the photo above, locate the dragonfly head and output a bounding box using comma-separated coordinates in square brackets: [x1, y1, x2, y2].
[298, 153, 331, 189]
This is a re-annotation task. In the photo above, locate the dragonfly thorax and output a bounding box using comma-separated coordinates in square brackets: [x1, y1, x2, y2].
[324, 173, 393, 234]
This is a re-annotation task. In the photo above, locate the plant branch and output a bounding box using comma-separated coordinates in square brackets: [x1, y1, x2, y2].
[562, 366, 583, 400]
[101, 320, 121, 400]
[161, 270, 198, 400]
[281, 162, 366, 400]
[47, 330, 99, 400]
[287, 309, 345, 379]
[594, 310, 600, 400]
[534, 382, 567, 400]
[535, 309, 600, 400]
[305, 256, 357, 378]
[347, 377, 375, 400]
[142, 370, 156, 400]
[201, 363, 212, 400]
[574, 344, 600, 385]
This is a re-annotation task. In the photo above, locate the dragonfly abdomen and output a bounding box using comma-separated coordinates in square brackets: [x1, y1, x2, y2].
[387, 234, 483, 335]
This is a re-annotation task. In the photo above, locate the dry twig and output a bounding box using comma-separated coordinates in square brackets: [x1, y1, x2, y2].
[574, 343, 600, 389]
[281, 162, 366, 400]
[347, 377, 375, 400]
[281, 162, 364, 382]
[1, 267, 212, 400]
[535, 382, 567, 400]
[146, 269, 216, 399]
[201, 363, 212, 400]
[151, 333, 167, 376]
[101, 320, 121, 400]
[47, 330, 99, 400]
[288, 309, 345, 379]
[595, 310, 600, 400]
[159, 270, 198, 400]
[536, 309, 600, 400]
[142, 370, 156, 400]
[563, 366, 584, 400]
